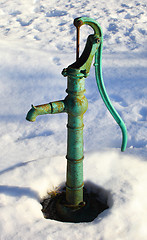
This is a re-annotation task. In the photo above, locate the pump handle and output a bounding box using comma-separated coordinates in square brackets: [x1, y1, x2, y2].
[71, 17, 127, 151]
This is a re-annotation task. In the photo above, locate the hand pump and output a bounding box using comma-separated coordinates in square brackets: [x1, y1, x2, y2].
[26, 17, 127, 222]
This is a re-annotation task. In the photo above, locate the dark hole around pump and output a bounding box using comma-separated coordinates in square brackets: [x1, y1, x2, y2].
[40, 181, 111, 223]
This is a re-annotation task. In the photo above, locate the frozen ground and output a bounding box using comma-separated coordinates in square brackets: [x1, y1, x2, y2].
[0, 0, 147, 239]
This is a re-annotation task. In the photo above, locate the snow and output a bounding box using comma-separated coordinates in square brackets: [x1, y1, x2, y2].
[0, 0, 147, 239]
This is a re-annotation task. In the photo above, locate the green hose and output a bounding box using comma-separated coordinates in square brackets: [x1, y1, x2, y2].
[94, 41, 127, 151]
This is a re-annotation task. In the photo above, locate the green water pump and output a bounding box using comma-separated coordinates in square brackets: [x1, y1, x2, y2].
[26, 17, 127, 222]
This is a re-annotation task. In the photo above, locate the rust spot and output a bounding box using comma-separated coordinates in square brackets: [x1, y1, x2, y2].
[33, 103, 51, 114]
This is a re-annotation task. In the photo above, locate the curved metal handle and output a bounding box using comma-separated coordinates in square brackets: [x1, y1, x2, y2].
[95, 48, 127, 151]
[93, 24, 127, 151]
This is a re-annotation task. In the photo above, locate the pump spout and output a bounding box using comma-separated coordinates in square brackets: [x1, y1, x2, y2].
[26, 100, 66, 122]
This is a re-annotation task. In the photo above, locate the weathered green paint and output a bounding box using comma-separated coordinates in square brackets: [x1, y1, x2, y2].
[65, 74, 88, 205]
[26, 17, 127, 211]
[26, 100, 65, 121]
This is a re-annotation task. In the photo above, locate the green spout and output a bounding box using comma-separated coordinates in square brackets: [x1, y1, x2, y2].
[26, 101, 65, 122]
[26, 104, 51, 122]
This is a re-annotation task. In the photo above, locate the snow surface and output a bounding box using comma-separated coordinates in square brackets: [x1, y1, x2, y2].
[0, 0, 147, 239]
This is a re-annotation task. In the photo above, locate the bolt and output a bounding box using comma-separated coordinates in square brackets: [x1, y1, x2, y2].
[95, 38, 101, 43]
[74, 18, 83, 28]
[80, 69, 88, 78]
[62, 68, 67, 77]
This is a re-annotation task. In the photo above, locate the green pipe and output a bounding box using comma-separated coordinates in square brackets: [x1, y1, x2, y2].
[26, 72, 88, 206]
[65, 72, 88, 205]
[26, 101, 65, 122]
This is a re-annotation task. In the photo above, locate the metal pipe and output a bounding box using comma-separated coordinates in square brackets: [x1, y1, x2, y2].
[76, 26, 80, 61]
[26, 101, 65, 122]
[65, 73, 88, 206]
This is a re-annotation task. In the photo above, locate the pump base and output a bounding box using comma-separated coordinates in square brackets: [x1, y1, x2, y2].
[41, 187, 109, 223]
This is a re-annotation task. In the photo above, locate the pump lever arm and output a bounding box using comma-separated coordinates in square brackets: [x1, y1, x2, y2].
[68, 17, 102, 75]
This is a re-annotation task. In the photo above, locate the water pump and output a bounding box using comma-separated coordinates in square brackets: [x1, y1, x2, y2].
[26, 17, 127, 222]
